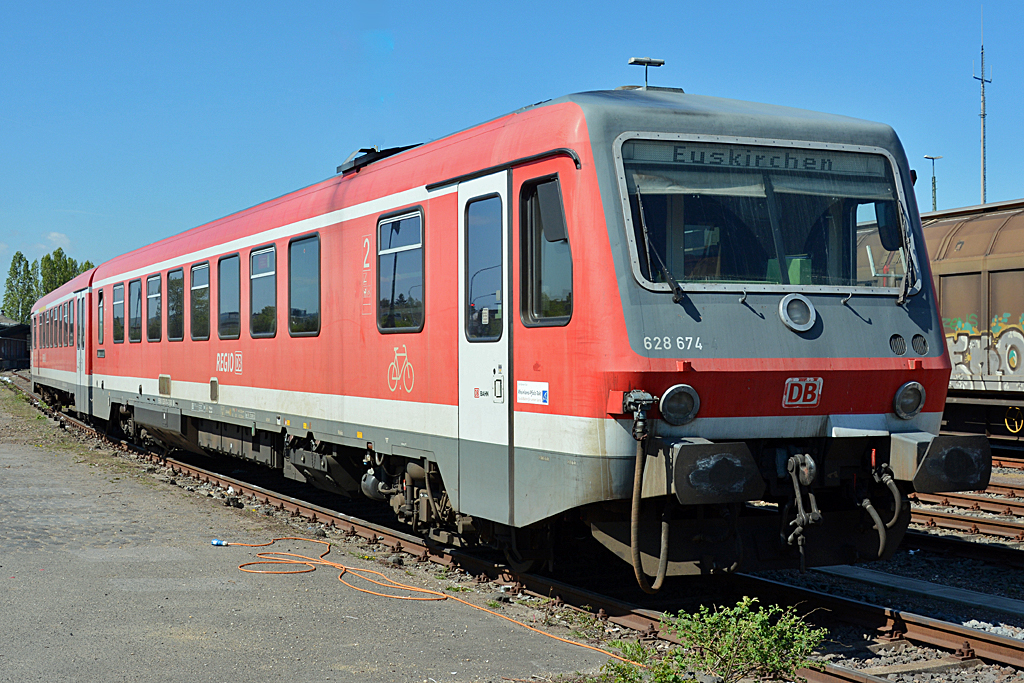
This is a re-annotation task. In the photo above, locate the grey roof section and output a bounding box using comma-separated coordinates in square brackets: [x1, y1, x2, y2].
[552, 88, 904, 151]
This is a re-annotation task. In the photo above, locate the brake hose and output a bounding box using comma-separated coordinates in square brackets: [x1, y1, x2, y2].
[631, 439, 670, 594]
[861, 498, 887, 558]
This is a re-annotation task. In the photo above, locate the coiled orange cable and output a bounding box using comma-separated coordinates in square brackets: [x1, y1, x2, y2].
[221, 536, 644, 666]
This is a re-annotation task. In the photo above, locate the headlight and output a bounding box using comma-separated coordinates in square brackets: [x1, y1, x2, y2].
[893, 381, 926, 419]
[779, 293, 816, 333]
[660, 384, 700, 425]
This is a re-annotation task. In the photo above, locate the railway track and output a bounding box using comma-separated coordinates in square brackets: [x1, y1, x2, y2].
[912, 491, 1024, 518]
[993, 453, 1024, 471]
[5, 370, 1023, 682]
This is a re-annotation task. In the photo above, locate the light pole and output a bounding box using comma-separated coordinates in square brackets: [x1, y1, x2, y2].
[924, 155, 942, 212]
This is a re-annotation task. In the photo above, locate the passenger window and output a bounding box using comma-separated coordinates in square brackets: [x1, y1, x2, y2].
[98, 290, 104, 345]
[250, 247, 276, 337]
[147, 275, 162, 342]
[218, 254, 240, 339]
[465, 196, 503, 341]
[521, 177, 572, 325]
[167, 269, 184, 341]
[128, 280, 142, 342]
[68, 301, 74, 347]
[378, 212, 424, 332]
[112, 284, 125, 343]
[191, 264, 210, 340]
[289, 235, 320, 335]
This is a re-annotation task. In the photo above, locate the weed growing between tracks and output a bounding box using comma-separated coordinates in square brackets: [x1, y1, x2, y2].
[595, 597, 826, 683]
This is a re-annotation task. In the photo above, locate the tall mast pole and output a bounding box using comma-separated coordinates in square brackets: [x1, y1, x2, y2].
[974, 12, 992, 204]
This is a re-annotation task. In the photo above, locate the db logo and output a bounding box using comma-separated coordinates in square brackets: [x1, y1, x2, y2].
[783, 377, 823, 408]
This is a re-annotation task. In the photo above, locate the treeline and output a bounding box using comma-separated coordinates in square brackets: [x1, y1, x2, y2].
[1, 249, 94, 325]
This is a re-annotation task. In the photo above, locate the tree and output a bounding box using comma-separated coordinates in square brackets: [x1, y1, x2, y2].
[1, 248, 94, 324]
[40, 248, 73, 295]
[38, 248, 93, 296]
[2, 251, 36, 324]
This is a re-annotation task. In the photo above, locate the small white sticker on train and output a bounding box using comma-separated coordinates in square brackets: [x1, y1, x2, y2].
[517, 381, 549, 406]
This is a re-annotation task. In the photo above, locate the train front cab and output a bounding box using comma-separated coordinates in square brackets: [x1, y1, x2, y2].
[574, 114, 992, 586]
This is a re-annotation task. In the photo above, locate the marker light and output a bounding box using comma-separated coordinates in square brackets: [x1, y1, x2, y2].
[660, 384, 700, 425]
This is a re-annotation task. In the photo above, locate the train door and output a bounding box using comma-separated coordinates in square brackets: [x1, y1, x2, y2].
[74, 290, 89, 413]
[457, 171, 512, 524]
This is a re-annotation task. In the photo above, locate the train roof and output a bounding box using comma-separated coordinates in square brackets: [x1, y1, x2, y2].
[921, 197, 1024, 271]
[32, 268, 96, 311]
[552, 87, 904, 151]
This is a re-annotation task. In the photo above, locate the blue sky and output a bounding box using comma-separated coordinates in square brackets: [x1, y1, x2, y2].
[1, 1, 1020, 269]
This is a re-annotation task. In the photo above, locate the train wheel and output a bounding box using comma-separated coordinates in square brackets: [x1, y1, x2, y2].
[503, 545, 542, 574]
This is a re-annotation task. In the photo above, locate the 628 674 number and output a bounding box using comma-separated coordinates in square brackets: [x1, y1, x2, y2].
[643, 336, 703, 351]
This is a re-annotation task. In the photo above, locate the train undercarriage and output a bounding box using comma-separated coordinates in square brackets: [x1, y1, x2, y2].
[38, 383, 990, 586]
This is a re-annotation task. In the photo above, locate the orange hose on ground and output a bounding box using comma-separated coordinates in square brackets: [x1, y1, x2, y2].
[221, 536, 644, 666]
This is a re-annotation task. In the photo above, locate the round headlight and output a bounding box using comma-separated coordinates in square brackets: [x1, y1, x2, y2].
[779, 293, 816, 333]
[660, 384, 700, 425]
[893, 381, 926, 419]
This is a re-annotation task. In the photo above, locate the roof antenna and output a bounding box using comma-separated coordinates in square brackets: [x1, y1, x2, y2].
[628, 57, 664, 89]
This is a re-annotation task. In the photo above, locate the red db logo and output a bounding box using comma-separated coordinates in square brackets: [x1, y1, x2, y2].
[783, 377, 823, 408]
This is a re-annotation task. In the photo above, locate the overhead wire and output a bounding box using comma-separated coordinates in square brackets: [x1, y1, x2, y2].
[217, 536, 645, 666]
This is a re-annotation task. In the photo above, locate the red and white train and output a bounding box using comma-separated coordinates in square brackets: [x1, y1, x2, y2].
[32, 86, 989, 589]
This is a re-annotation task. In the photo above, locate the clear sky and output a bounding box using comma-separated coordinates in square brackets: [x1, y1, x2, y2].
[1, 0, 1019, 269]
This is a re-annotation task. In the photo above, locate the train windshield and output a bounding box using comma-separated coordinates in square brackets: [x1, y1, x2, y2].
[621, 139, 908, 289]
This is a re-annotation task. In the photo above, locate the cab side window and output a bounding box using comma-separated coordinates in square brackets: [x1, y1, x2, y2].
[521, 177, 572, 325]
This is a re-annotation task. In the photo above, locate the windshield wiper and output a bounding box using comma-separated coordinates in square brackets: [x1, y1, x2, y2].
[896, 205, 916, 306]
[635, 185, 685, 303]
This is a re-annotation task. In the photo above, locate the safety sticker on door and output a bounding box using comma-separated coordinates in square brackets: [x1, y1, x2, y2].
[517, 381, 549, 406]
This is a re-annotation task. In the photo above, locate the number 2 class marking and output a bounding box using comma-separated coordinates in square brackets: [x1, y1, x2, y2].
[643, 335, 703, 351]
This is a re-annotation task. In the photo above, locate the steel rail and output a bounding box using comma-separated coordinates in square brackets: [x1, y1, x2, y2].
[993, 454, 1024, 471]
[911, 507, 1024, 540]
[735, 575, 1024, 669]
[987, 480, 1024, 498]
[912, 491, 1024, 517]
[903, 530, 1024, 568]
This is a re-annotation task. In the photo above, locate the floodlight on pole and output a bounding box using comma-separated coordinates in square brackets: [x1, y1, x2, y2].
[924, 155, 943, 212]
[628, 57, 665, 89]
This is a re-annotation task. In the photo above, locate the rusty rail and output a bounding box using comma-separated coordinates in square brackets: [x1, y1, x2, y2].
[911, 507, 1024, 541]
[912, 491, 1024, 517]
[737, 575, 1024, 669]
